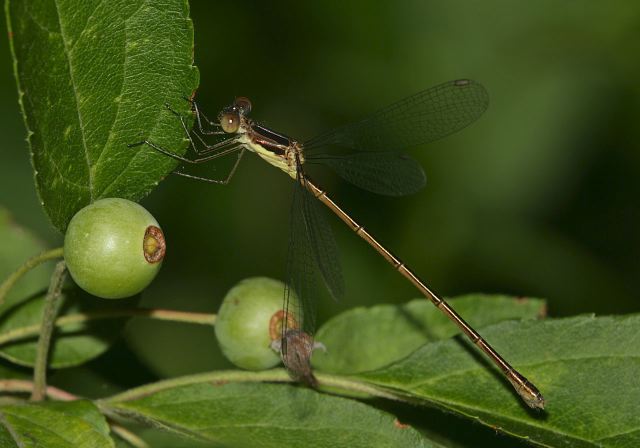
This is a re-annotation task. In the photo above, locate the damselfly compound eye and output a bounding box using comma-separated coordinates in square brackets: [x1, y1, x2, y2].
[220, 112, 240, 133]
[234, 96, 252, 114]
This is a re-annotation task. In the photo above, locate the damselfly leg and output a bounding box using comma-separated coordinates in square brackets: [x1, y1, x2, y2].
[128, 102, 246, 184]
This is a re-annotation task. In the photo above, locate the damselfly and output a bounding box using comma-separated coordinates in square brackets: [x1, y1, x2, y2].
[130, 80, 545, 409]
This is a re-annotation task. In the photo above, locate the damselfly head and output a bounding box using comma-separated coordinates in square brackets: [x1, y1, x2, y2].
[218, 97, 252, 133]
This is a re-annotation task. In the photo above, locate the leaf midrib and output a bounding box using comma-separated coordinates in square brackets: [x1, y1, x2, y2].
[378, 353, 640, 390]
[364, 354, 640, 445]
[91, 0, 147, 195]
[95, 1, 178, 197]
[54, 0, 94, 199]
[595, 426, 640, 443]
[0, 411, 22, 447]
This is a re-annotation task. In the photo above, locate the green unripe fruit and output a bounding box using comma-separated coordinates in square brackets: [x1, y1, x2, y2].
[215, 277, 300, 370]
[64, 198, 165, 299]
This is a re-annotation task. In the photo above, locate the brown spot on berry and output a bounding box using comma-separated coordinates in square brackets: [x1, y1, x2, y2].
[393, 419, 410, 429]
[269, 309, 298, 342]
[143, 225, 165, 263]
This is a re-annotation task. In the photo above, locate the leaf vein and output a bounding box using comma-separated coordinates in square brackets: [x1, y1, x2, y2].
[96, 1, 178, 197]
[389, 353, 640, 390]
[24, 6, 56, 34]
[0, 411, 26, 448]
[594, 426, 640, 442]
[53, 0, 95, 199]
[68, 0, 106, 53]
[90, 18, 128, 195]
[47, 156, 90, 190]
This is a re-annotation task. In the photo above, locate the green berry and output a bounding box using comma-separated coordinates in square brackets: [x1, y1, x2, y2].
[215, 277, 300, 370]
[64, 198, 165, 299]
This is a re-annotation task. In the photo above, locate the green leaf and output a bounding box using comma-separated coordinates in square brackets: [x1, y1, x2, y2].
[135, 429, 218, 448]
[314, 294, 545, 374]
[105, 382, 435, 448]
[358, 315, 640, 448]
[0, 288, 136, 368]
[6, 0, 199, 232]
[0, 400, 114, 447]
[0, 208, 50, 309]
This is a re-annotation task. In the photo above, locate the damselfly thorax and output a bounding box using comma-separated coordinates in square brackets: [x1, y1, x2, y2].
[219, 98, 304, 179]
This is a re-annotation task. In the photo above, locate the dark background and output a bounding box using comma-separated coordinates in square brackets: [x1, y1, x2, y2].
[2, 1, 639, 445]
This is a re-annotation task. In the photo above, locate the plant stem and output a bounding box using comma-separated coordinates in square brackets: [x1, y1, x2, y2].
[0, 309, 216, 347]
[109, 423, 149, 448]
[0, 379, 77, 401]
[0, 247, 64, 307]
[31, 260, 67, 401]
[100, 369, 401, 405]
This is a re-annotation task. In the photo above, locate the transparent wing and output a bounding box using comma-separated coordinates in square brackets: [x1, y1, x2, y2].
[282, 173, 343, 385]
[307, 151, 426, 196]
[304, 79, 488, 152]
[301, 178, 344, 301]
[282, 202, 317, 385]
[283, 171, 344, 332]
[284, 177, 319, 338]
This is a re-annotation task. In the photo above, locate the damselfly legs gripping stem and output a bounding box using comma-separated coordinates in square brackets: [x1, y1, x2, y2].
[130, 80, 545, 409]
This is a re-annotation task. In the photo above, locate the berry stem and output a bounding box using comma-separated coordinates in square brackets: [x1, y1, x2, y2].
[110, 422, 149, 448]
[0, 379, 77, 401]
[0, 247, 64, 307]
[31, 260, 67, 401]
[100, 369, 401, 405]
[0, 308, 217, 347]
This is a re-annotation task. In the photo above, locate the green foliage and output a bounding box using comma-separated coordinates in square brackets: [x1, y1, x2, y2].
[5, 0, 199, 232]
[0, 208, 50, 309]
[1, 0, 638, 447]
[0, 289, 136, 368]
[0, 400, 113, 447]
[98, 307, 640, 448]
[314, 294, 545, 374]
[104, 382, 433, 448]
[0, 208, 134, 369]
[359, 315, 640, 447]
